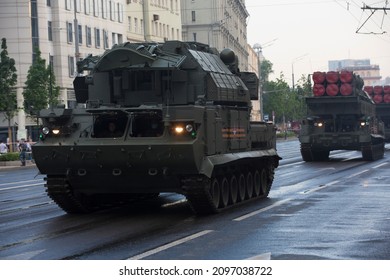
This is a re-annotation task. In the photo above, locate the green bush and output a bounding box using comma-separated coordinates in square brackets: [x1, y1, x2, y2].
[0, 152, 20, 161]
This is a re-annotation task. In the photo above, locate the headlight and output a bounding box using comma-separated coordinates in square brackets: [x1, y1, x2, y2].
[185, 124, 193, 132]
[314, 122, 323, 127]
[360, 122, 366, 127]
[174, 126, 184, 134]
[171, 122, 197, 138]
[42, 127, 50, 135]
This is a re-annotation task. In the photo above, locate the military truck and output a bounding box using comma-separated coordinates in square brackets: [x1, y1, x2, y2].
[365, 85, 390, 142]
[32, 41, 280, 215]
[299, 70, 385, 161]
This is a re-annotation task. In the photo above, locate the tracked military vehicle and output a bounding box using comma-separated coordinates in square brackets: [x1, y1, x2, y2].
[32, 41, 280, 215]
[299, 71, 385, 161]
[365, 85, 390, 142]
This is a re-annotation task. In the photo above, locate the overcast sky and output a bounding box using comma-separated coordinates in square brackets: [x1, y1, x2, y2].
[245, 0, 390, 85]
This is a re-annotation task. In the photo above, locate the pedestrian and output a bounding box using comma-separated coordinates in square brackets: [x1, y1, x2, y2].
[0, 141, 8, 154]
[18, 138, 27, 166]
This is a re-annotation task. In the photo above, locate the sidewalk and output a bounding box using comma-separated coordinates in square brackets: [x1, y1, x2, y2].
[0, 160, 36, 170]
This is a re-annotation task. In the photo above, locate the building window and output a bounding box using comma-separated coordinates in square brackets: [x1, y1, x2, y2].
[95, 27, 100, 47]
[134, 18, 138, 34]
[68, 56, 75, 77]
[76, 0, 82, 12]
[140, 19, 144, 35]
[48, 21, 52, 41]
[102, 0, 107, 19]
[78, 24, 83, 45]
[86, 26, 92, 46]
[118, 3, 123, 22]
[85, 0, 90, 14]
[112, 33, 117, 45]
[67, 22, 73, 43]
[103, 29, 109, 49]
[93, 0, 99, 17]
[47, 0, 51, 6]
[128, 16, 132, 32]
[191, 11, 196, 22]
[118, 34, 123, 44]
[65, 0, 72, 10]
[193, 33, 197, 42]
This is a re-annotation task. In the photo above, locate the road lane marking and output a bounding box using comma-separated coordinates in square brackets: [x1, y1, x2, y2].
[3, 249, 46, 260]
[300, 180, 340, 194]
[247, 252, 272, 260]
[127, 230, 214, 260]
[372, 162, 388, 169]
[346, 169, 369, 179]
[0, 179, 43, 187]
[233, 198, 291, 222]
[0, 182, 43, 191]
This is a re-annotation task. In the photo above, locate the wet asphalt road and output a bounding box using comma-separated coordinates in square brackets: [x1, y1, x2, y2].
[1, 139, 390, 260]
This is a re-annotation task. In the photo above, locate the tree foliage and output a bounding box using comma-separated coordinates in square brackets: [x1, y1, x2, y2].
[23, 48, 60, 115]
[262, 73, 312, 124]
[260, 58, 273, 85]
[0, 38, 18, 151]
[0, 38, 18, 120]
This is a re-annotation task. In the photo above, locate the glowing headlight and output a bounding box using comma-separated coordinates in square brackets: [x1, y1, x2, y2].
[52, 129, 60, 135]
[360, 122, 366, 126]
[174, 126, 184, 134]
[314, 122, 323, 127]
[42, 127, 50, 135]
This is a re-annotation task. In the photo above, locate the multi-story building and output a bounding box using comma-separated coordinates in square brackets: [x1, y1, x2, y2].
[126, 0, 182, 43]
[181, 0, 249, 71]
[0, 0, 182, 143]
[247, 44, 261, 121]
[328, 59, 382, 86]
[0, 0, 128, 142]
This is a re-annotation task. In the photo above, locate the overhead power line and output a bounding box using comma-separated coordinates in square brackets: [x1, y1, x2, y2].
[356, 2, 389, 34]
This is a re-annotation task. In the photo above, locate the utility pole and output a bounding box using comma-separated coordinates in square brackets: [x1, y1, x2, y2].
[357, 2, 389, 34]
[74, 0, 80, 71]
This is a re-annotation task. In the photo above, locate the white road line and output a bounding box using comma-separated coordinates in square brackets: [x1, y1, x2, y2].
[127, 230, 214, 260]
[0, 179, 42, 187]
[233, 198, 291, 222]
[247, 252, 272, 260]
[363, 184, 390, 187]
[372, 162, 388, 169]
[300, 180, 340, 194]
[346, 169, 369, 179]
[0, 182, 43, 191]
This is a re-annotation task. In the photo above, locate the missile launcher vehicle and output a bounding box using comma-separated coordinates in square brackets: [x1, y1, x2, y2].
[365, 85, 390, 142]
[32, 41, 281, 215]
[299, 71, 385, 161]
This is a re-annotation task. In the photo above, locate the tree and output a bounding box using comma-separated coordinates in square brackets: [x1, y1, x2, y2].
[23, 48, 60, 116]
[262, 73, 291, 124]
[294, 74, 312, 120]
[0, 38, 18, 152]
[260, 58, 273, 85]
[263, 73, 313, 126]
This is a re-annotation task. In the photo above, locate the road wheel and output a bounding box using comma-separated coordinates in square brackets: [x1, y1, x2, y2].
[229, 175, 238, 205]
[209, 178, 220, 209]
[253, 170, 261, 197]
[260, 168, 270, 197]
[220, 177, 230, 208]
[237, 173, 246, 202]
[246, 171, 254, 199]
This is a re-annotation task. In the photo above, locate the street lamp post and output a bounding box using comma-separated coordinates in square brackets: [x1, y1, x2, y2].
[291, 53, 309, 91]
[253, 43, 263, 121]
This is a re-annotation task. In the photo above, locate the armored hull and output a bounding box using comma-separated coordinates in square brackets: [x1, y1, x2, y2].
[33, 41, 280, 215]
